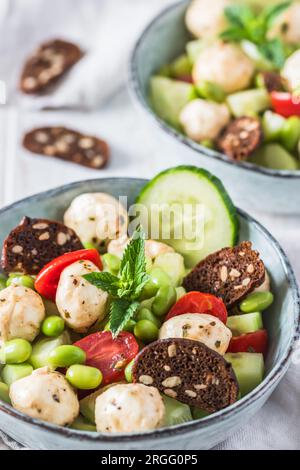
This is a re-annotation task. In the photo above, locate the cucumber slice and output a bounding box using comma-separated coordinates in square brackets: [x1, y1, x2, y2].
[2, 363, 33, 386]
[150, 77, 196, 130]
[249, 144, 299, 170]
[170, 54, 192, 79]
[29, 332, 70, 369]
[153, 253, 186, 287]
[225, 352, 264, 396]
[262, 111, 286, 142]
[186, 39, 206, 64]
[227, 89, 270, 117]
[70, 415, 97, 432]
[192, 407, 210, 420]
[136, 166, 238, 268]
[162, 395, 192, 426]
[226, 312, 263, 336]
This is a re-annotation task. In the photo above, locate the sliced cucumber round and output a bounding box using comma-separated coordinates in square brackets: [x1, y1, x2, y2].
[136, 166, 239, 268]
[162, 395, 192, 426]
[225, 352, 264, 397]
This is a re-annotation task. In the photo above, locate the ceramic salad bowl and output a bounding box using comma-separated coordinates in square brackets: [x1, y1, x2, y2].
[0, 177, 299, 450]
[129, 0, 300, 214]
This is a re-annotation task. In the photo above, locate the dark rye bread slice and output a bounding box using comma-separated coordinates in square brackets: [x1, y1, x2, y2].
[20, 39, 83, 94]
[183, 241, 265, 309]
[132, 338, 239, 413]
[23, 127, 109, 170]
[217, 117, 263, 161]
[1, 216, 83, 275]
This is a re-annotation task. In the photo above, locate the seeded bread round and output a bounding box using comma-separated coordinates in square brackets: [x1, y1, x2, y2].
[132, 338, 239, 413]
[217, 117, 263, 161]
[1, 216, 83, 274]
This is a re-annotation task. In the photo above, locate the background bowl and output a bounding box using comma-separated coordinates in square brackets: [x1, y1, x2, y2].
[129, 0, 300, 215]
[0, 177, 299, 450]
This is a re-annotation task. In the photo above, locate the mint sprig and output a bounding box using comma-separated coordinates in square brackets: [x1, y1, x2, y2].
[84, 226, 149, 338]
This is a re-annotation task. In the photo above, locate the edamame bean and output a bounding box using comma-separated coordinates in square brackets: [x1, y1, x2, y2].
[125, 359, 135, 383]
[102, 253, 120, 273]
[0, 382, 11, 404]
[71, 416, 97, 432]
[1, 339, 32, 364]
[0, 275, 7, 291]
[41, 316, 65, 337]
[140, 297, 155, 310]
[141, 268, 171, 299]
[280, 116, 300, 151]
[175, 286, 186, 301]
[48, 345, 86, 367]
[7, 275, 35, 289]
[82, 242, 98, 250]
[134, 320, 159, 343]
[2, 363, 33, 386]
[136, 308, 161, 328]
[152, 285, 177, 317]
[239, 291, 274, 313]
[66, 365, 102, 390]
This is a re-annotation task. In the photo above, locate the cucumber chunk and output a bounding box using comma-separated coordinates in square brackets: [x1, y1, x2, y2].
[150, 77, 196, 129]
[2, 363, 33, 386]
[240, 40, 274, 71]
[153, 253, 186, 287]
[29, 332, 70, 369]
[262, 111, 286, 142]
[227, 89, 270, 117]
[249, 144, 299, 170]
[192, 407, 210, 420]
[0, 382, 11, 404]
[186, 39, 207, 64]
[162, 395, 193, 426]
[170, 54, 192, 79]
[227, 312, 263, 336]
[136, 166, 238, 268]
[70, 415, 97, 432]
[80, 383, 123, 424]
[225, 352, 264, 396]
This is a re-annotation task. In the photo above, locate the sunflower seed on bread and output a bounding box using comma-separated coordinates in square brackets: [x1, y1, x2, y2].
[132, 338, 239, 413]
[183, 241, 265, 309]
[1, 217, 83, 275]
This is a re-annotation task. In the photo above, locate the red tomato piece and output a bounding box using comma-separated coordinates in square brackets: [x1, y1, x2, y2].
[165, 291, 228, 323]
[271, 91, 300, 118]
[35, 249, 102, 301]
[227, 329, 268, 355]
[75, 331, 139, 385]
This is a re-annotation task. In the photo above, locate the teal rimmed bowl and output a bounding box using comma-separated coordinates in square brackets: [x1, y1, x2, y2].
[129, 0, 300, 214]
[0, 177, 299, 449]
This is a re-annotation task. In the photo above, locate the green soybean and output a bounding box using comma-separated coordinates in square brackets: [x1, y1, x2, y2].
[1, 339, 32, 364]
[280, 116, 300, 152]
[70, 415, 97, 432]
[2, 363, 33, 386]
[41, 316, 65, 337]
[141, 267, 171, 299]
[0, 382, 11, 404]
[82, 242, 98, 250]
[136, 308, 161, 328]
[239, 291, 274, 313]
[134, 320, 159, 343]
[7, 275, 35, 289]
[125, 359, 135, 383]
[152, 285, 177, 317]
[66, 365, 102, 390]
[102, 253, 120, 273]
[48, 345, 86, 367]
[175, 286, 186, 301]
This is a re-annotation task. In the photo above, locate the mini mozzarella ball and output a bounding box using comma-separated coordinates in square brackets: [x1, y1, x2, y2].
[108, 237, 174, 260]
[180, 99, 230, 141]
[107, 234, 130, 258]
[56, 260, 108, 333]
[95, 383, 165, 433]
[193, 42, 254, 94]
[185, 0, 231, 39]
[253, 270, 271, 294]
[159, 313, 231, 355]
[0, 285, 45, 343]
[269, 3, 300, 45]
[9, 367, 79, 426]
[64, 193, 128, 246]
[282, 49, 300, 92]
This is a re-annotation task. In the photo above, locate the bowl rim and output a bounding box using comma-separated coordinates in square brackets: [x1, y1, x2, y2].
[129, 0, 300, 180]
[0, 176, 299, 445]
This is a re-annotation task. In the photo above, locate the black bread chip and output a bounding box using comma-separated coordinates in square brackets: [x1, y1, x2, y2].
[23, 127, 109, 170]
[260, 72, 284, 93]
[1, 216, 83, 275]
[183, 241, 265, 309]
[20, 39, 83, 94]
[132, 338, 239, 413]
[217, 117, 263, 161]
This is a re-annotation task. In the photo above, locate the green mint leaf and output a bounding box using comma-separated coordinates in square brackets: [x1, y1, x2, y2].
[263, 1, 291, 29]
[83, 271, 120, 296]
[259, 38, 286, 69]
[109, 298, 139, 338]
[219, 27, 246, 42]
[223, 5, 254, 29]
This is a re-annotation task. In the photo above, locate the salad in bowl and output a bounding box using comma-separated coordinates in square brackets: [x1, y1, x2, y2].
[0, 166, 278, 436]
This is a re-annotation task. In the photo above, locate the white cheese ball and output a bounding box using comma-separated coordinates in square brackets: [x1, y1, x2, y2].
[179, 99, 230, 141]
[0, 285, 45, 343]
[95, 383, 165, 433]
[185, 0, 231, 39]
[56, 260, 108, 332]
[64, 193, 128, 246]
[159, 313, 231, 355]
[107, 237, 174, 260]
[10, 367, 79, 426]
[281, 49, 300, 92]
[269, 3, 300, 45]
[193, 42, 255, 94]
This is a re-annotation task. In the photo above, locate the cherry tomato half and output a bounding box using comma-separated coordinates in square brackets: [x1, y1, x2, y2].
[35, 249, 102, 301]
[227, 329, 268, 355]
[74, 331, 139, 385]
[271, 91, 300, 118]
[165, 291, 228, 324]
